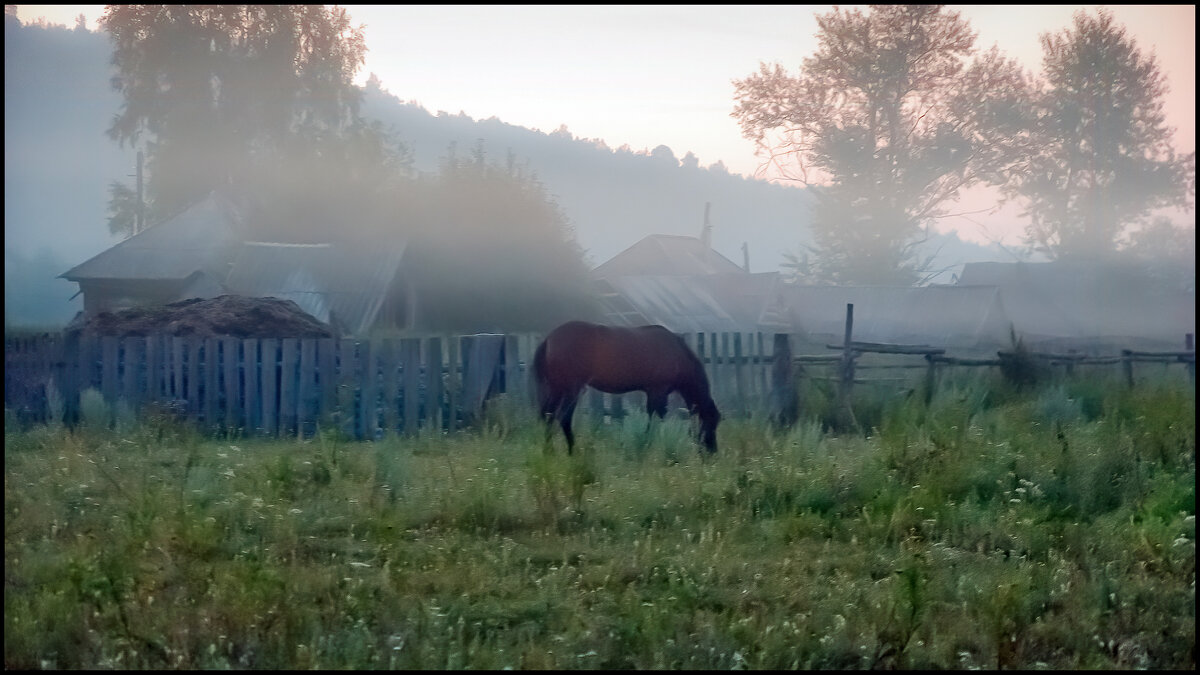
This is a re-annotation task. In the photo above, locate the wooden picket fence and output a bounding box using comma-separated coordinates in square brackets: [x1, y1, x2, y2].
[4, 331, 778, 438]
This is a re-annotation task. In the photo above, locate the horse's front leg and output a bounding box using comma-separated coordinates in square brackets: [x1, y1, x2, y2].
[642, 390, 670, 443]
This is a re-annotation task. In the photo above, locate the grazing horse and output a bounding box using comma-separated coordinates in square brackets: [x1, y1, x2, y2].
[532, 320, 720, 454]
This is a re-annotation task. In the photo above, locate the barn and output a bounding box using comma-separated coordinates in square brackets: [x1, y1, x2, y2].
[60, 192, 241, 316]
[59, 191, 422, 336]
[592, 234, 790, 333]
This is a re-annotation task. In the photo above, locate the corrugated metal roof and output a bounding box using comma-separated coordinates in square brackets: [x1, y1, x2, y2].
[598, 275, 740, 332]
[597, 272, 787, 333]
[224, 240, 406, 336]
[593, 234, 745, 279]
[61, 192, 242, 282]
[779, 285, 1014, 351]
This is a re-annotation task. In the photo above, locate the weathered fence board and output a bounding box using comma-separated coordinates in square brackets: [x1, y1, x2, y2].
[428, 338, 445, 432]
[261, 338, 278, 437]
[243, 339, 259, 434]
[402, 338, 421, 434]
[299, 338, 316, 437]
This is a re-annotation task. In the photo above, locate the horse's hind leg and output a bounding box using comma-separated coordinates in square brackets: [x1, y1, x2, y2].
[540, 389, 563, 452]
[557, 395, 580, 455]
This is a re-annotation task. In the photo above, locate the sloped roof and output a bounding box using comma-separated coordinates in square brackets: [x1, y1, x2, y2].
[61, 192, 242, 282]
[959, 261, 1195, 344]
[596, 272, 788, 333]
[779, 284, 1014, 351]
[592, 234, 746, 279]
[224, 240, 407, 336]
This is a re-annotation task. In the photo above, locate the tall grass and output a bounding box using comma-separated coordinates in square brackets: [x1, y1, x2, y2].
[5, 372, 1194, 669]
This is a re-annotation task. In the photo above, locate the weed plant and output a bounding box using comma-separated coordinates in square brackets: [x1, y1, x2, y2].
[4, 372, 1194, 669]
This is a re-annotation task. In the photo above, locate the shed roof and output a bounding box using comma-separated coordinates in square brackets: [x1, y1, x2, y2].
[61, 192, 242, 282]
[958, 261, 1195, 345]
[592, 234, 746, 279]
[223, 240, 407, 336]
[596, 272, 787, 334]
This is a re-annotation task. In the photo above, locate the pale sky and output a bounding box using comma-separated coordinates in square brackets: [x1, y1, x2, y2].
[14, 4, 1197, 245]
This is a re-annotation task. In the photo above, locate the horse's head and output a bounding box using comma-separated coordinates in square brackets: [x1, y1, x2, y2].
[694, 398, 721, 454]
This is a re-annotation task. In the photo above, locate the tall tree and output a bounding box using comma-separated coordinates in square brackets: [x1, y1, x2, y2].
[733, 5, 1031, 284]
[1011, 9, 1195, 261]
[100, 4, 370, 230]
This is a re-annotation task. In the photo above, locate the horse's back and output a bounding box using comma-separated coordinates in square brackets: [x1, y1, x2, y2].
[540, 321, 696, 394]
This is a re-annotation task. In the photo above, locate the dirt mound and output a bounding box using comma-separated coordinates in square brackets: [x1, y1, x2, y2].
[68, 295, 336, 339]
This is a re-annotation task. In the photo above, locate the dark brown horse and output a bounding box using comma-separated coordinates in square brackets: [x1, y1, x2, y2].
[532, 320, 720, 454]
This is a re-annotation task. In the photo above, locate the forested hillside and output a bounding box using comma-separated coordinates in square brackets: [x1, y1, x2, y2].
[360, 81, 815, 269]
[5, 17, 1009, 328]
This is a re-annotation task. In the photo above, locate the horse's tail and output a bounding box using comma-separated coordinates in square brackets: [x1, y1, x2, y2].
[531, 338, 550, 413]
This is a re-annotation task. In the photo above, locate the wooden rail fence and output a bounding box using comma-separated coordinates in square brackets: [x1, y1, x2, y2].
[8, 316, 1191, 438]
[769, 304, 1195, 432]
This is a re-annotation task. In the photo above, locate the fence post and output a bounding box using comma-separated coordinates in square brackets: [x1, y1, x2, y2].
[924, 353, 938, 405]
[1186, 333, 1195, 386]
[838, 303, 860, 432]
[769, 332, 797, 429]
[1121, 349, 1134, 389]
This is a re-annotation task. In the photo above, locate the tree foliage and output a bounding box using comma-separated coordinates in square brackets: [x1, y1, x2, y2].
[100, 4, 369, 225]
[403, 142, 599, 332]
[1010, 9, 1195, 260]
[733, 5, 1030, 284]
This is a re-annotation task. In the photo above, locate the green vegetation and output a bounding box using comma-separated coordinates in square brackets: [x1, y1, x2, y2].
[5, 374, 1194, 669]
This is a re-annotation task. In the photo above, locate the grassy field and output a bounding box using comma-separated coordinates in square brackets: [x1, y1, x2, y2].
[4, 369, 1195, 669]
